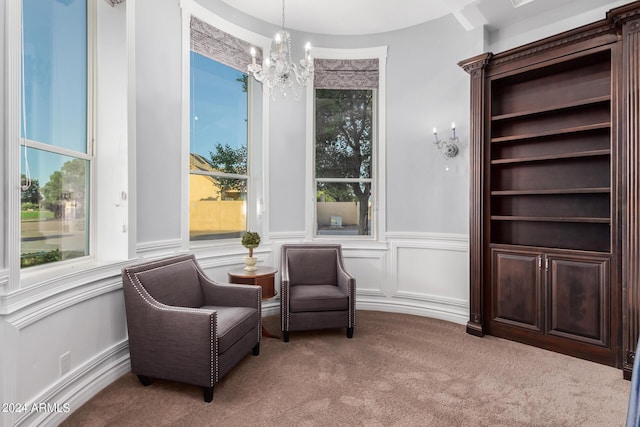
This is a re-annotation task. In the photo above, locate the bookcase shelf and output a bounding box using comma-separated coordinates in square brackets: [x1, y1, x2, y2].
[491, 216, 610, 224]
[491, 95, 611, 122]
[491, 149, 610, 165]
[491, 122, 610, 144]
[491, 187, 610, 196]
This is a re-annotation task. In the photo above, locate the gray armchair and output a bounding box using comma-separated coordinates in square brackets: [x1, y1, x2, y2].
[121, 254, 261, 402]
[280, 244, 356, 342]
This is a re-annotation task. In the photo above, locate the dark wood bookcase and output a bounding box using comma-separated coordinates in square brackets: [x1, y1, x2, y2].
[460, 1, 640, 377]
[490, 49, 612, 253]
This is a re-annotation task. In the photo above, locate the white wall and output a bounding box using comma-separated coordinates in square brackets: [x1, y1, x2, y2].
[134, 0, 183, 247]
[488, 0, 632, 52]
[1, 0, 634, 425]
[268, 95, 308, 233]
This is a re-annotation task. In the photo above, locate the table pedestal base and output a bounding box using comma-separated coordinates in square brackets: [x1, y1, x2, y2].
[228, 266, 279, 339]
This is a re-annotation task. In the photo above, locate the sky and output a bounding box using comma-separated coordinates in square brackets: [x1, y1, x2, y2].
[190, 52, 248, 162]
[21, 0, 87, 186]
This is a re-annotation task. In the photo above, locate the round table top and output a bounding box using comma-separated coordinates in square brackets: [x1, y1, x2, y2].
[227, 265, 277, 279]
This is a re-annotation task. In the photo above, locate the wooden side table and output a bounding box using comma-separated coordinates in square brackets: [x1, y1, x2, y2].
[228, 266, 278, 338]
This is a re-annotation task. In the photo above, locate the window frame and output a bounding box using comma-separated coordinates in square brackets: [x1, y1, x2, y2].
[305, 46, 388, 242]
[17, 0, 96, 272]
[180, 0, 272, 250]
[314, 88, 377, 238]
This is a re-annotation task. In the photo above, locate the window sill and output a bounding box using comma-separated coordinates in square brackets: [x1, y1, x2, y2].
[19, 257, 128, 289]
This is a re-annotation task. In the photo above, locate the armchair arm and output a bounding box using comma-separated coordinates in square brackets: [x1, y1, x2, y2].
[199, 274, 261, 308]
[336, 263, 355, 295]
[336, 263, 356, 328]
[280, 258, 291, 332]
[125, 295, 218, 386]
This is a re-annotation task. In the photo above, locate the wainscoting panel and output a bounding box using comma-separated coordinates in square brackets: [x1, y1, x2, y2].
[0, 265, 129, 427]
[365, 234, 470, 324]
[342, 248, 387, 297]
[15, 341, 130, 427]
[394, 245, 468, 301]
[13, 290, 127, 403]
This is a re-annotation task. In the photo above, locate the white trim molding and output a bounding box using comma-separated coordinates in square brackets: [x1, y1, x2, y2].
[135, 239, 184, 258]
[5, 0, 22, 292]
[0, 270, 8, 289]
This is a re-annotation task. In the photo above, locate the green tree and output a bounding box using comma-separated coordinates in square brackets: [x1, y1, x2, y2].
[315, 89, 373, 235]
[237, 74, 248, 93]
[20, 175, 42, 206]
[209, 143, 247, 198]
[41, 159, 87, 218]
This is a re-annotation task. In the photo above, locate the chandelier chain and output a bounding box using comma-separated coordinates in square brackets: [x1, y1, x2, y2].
[281, 0, 286, 30]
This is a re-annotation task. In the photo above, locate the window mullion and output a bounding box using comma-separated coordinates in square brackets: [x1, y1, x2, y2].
[316, 178, 372, 183]
[190, 170, 248, 180]
[22, 139, 93, 161]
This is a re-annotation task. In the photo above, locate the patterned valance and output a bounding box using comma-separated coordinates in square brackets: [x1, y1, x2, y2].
[190, 16, 262, 73]
[313, 58, 379, 90]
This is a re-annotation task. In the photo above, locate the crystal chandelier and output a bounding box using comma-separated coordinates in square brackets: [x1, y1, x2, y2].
[248, 0, 313, 100]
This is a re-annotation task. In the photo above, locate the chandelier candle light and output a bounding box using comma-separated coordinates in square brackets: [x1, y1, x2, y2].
[248, 0, 313, 100]
[433, 122, 461, 171]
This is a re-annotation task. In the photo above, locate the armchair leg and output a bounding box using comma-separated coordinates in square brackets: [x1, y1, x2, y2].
[283, 331, 289, 342]
[347, 327, 354, 339]
[252, 342, 260, 356]
[137, 375, 152, 386]
[203, 386, 214, 403]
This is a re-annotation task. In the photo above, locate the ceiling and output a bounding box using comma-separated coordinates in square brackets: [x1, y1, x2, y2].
[218, 0, 615, 35]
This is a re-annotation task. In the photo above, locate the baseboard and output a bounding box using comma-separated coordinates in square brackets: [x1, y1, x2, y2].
[262, 296, 467, 325]
[356, 299, 468, 325]
[15, 340, 131, 427]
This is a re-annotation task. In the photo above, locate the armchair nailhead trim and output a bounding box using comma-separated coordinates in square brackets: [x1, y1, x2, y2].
[257, 286, 262, 343]
[212, 315, 217, 384]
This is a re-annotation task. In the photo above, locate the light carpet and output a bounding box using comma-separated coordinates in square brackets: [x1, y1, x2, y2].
[61, 311, 630, 426]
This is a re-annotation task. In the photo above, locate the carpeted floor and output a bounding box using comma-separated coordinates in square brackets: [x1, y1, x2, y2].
[61, 311, 630, 426]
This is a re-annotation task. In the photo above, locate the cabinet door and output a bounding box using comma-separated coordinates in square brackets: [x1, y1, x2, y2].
[546, 253, 610, 347]
[491, 249, 543, 332]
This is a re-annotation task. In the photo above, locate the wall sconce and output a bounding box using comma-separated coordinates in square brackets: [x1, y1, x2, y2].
[432, 122, 461, 170]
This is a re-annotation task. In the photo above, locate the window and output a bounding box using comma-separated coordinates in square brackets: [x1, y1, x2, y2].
[315, 89, 374, 236]
[189, 52, 249, 240]
[20, 0, 91, 268]
[313, 58, 380, 237]
[184, 12, 267, 245]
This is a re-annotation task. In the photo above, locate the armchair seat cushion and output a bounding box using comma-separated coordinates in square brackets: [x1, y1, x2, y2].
[289, 285, 348, 312]
[202, 305, 259, 354]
